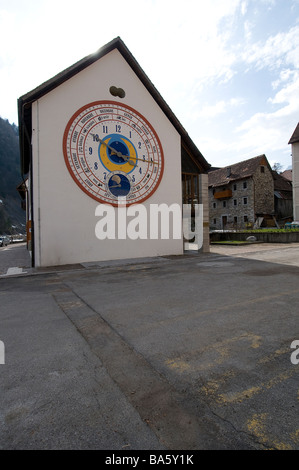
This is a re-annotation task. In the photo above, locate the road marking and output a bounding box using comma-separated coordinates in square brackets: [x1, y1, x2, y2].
[6, 267, 25, 275]
[165, 333, 262, 373]
[247, 413, 292, 450]
[199, 368, 297, 405]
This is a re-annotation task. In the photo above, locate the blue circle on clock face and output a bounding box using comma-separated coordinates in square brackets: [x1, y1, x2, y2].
[107, 138, 129, 164]
[108, 173, 131, 197]
[99, 134, 131, 165]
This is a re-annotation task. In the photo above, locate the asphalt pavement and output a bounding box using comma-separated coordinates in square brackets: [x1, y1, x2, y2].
[1, 241, 299, 450]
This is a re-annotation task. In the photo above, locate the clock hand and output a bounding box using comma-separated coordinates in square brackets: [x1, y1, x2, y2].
[91, 134, 157, 166]
[92, 134, 129, 159]
[133, 157, 158, 165]
[92, 134, 136, 166]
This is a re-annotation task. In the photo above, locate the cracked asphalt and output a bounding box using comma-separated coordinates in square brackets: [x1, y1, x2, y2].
[0, 242, 299, 450]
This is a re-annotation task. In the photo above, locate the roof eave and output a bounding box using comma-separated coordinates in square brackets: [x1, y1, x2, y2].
[288, 122, 299, 144]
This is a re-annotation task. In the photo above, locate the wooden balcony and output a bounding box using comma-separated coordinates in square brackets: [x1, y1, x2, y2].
[213, 189, 232, 199]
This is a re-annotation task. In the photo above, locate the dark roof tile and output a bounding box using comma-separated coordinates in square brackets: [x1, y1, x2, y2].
[208, 155, 269, 187]
[272, 170, 292, 192]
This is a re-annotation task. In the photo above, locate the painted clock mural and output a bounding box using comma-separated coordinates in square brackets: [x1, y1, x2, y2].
[63, 101, 164, 206]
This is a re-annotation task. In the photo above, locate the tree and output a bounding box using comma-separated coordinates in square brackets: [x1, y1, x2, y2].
[272, 162, 283, 173]
[0, 117, 25, 233]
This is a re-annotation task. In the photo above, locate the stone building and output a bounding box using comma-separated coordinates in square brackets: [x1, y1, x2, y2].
[208, 155, 274, 230]
[289, 122, 299, 221]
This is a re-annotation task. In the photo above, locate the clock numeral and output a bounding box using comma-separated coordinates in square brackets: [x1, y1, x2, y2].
[89, 147, 93, 155]
[103, 126, 108, 134]
[116, 125, 121, 133]
[94, 162, 98, 170]
[92, 134, 99, 142]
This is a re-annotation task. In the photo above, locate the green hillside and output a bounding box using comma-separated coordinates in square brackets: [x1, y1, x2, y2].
[0, 117, 26, 234]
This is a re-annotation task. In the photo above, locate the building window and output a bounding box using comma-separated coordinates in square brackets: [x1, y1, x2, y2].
[233, 183, 237, 191]
[261, 166, 265, 173]
[243, 181, 247, 189]
[223, 201, 226, 208]
[233, 199, 237, 206]
[234, 216, 238, 224]
[244, 215, 248, 223]
[213, 219, 216, 225]
[213, 202, 216, 208]
[243, 197, 247, 205]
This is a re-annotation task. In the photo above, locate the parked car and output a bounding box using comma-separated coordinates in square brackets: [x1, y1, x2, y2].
[285, 221, 299, 229]
[0, 237, 7, 247]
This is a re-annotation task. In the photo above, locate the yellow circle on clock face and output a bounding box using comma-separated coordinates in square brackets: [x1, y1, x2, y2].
[99, 135, 137, 173]
[63, 101, 164, 206]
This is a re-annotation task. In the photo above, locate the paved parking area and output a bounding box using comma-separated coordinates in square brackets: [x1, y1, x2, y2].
[0, 242, 299, 450]
[0, 243, 30, 276]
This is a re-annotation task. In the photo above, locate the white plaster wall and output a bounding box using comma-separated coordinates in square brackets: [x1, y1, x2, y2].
[292, 142, 299, 221]
[32, 49, 183, 267]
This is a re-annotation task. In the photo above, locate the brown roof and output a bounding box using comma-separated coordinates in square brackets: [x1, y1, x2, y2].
[289, 122, 299, 144]
[208, 154, 270, 188]
[273, 171, 292, 192]
[281, 169, 292, 181]
[18, 37, 210, 176]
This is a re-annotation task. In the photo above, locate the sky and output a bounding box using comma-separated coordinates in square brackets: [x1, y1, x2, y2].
[0, 0, 298, 171]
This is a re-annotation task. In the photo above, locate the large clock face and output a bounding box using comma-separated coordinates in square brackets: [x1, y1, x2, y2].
[63, 101, 164, 206]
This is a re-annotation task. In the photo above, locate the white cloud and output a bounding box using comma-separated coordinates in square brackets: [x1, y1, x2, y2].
[0, 0, 297, 174]
[214, 15, 298, 169]
[242, 25, 299, 70]
[271, 72, 299, 103]
[0, 0, 245, 124]
[241, 1, 248, 15]
[235, 92, 298, 160]
[137, 0, 241, 88]
[197, 101, 227, 118]
[236, 28, 299, 155]
[194, 97, 246, 119]
[272, 69, 294, 90]
[0, 9, 18, 64]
